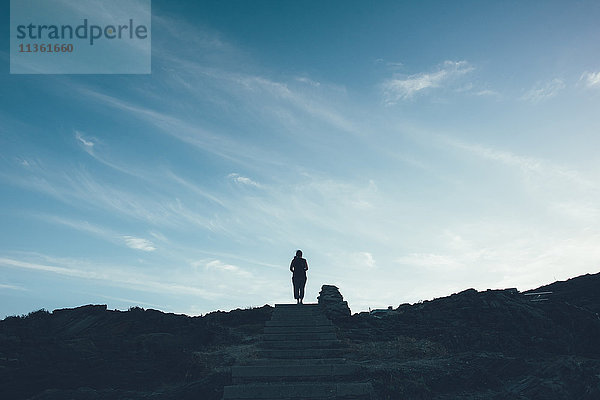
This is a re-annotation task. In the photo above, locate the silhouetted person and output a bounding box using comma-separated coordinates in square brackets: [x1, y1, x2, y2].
[290, 250, 308, 304]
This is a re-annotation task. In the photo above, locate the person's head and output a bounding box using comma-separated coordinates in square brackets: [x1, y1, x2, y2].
[296, 249, 302, 258]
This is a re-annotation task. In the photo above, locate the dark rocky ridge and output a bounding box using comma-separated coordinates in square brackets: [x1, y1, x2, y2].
[1, 272, 599, 399]
[0, 305, 273, 399]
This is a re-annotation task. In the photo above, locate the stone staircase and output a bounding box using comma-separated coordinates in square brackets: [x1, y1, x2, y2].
[223, 303, 374, 399]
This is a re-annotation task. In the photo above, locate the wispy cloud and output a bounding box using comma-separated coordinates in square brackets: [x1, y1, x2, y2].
[70, 135, 230, 211]
[75, 130, 95, 149]
[356, 252, 376, 269]
[48, 215, 113, 236]
[37, 215, 157, 252]
[228, 173, 261, 187]
[382, 60, 474, 103]
[75, 87, 258, 167]
[149, 21, 359, 137]
[474, 89, 500, 97]
[199, 259, 252, 277]
[295, 76, 321, 87]
[1, 164, 219, 231]
[215, 73, 358, 134]
[444, 137, 594, 188]
[0, 283, 27, 291]
[395, 253, 463, 270]
[0, 256, 218, 299]
[580, 71, 600, 88]
[549, 201, 600, 222]
[165, 171, 226, 207]
[520, 78, 565, 103]
[121, 236, 156, 252]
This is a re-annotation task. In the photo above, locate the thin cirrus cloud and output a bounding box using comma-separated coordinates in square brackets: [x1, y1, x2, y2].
[4, 161, 219, 231]
[37, 214, 157, 252]
[149, 22, 360, 138]
[382, 60, 474, 103]
[75, 131, 95, 149]
[0, 256, 219, 299]
[0, 283, 27, 291]
[200, 259, 252, 277]
[395, 253, 463, 270]
[580, 71, 600, 88]
[443, 136, 594, 188]
[69, 131, 230, 211]
[121, 236, 156, 252]
[356, 252, 376, 269]
[75, 85, 284, 170]
[520, 78, 566, 104]
[228, 173, 261, 187]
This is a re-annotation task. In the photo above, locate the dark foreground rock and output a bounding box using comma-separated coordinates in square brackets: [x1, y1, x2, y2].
[335, 273, 600, 399]
[0, 304, 272, 400]
[1, 272, 600, 399]
[318, 284, 351, 320]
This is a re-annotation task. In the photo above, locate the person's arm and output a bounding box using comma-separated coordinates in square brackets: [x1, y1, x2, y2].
[304, 259, 308, 272]
[290, 259, 294, 273]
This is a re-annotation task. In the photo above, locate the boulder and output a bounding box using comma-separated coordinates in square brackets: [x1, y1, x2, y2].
[318, 285, 351, 320]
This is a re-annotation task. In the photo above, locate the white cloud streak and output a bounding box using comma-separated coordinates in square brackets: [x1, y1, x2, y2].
[356, 252, 376, 269]
[198, 259, 252, 277]
[580, 71, 600, 88]
[382, 60, 474, 103]
[0, 256, 218, 299]
[121, 236, 156, 252]
[228, 173, 261, 187]
[395, 253, 463, 269]
[444, 137, 594, 188]
[37, 215, 157, 252]
[75, 131, 95, 149]
[521, 78, 565, 103]
[0, 283, 27, 291]
[75, 87, 265, 168]
[1, 165, 219, 231]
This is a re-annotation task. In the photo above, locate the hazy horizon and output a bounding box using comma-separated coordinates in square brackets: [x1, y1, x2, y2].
[2, 1, 600, 319]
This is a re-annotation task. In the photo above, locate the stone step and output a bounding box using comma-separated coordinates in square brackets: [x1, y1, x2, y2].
[245, 358, 347, 366]
[272, 307, 322, 313]
[257, 348, 347, 359]
[273, 308, 323, 315]
[263, 332, 337, 341]
[259, 339, 341, 349]
[264, 325, 335, 334]
[274, 303, 319, 308]
[265, 319, 332, 327]
[222, 382, 374, 399]
[268, 318, 331, 326]
[269, 318, 326, 324]
[270, 315, 325, 321]
[232, 363, 360, 381]
[271, 309, 325, 315]
[271, 309, 323, 316]
[272, 304, 324, 315]
[270, 314, 326, 321]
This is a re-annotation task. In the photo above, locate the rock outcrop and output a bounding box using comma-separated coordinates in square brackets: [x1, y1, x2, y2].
[317, 285, 351, 320]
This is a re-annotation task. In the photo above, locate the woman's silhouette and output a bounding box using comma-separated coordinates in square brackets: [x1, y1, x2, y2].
[290, 250, 308, 304]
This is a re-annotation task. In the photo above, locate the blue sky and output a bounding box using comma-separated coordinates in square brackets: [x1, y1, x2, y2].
[2, 0, 600, 318]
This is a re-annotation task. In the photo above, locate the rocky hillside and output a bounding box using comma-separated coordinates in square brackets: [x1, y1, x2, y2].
[0, 305, 273, 400]
[340, 273, 600, 399]
[1, 273, 599, 399]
